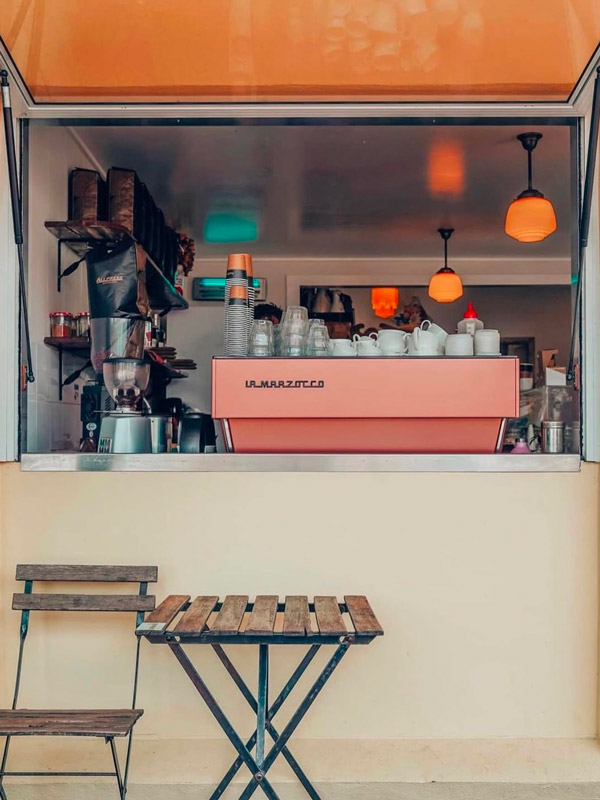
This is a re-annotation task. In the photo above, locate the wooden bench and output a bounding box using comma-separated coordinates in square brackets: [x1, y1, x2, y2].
[0, 564, 157, 800]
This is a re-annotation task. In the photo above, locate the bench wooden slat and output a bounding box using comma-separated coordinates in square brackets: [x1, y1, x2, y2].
[283, 596, 311, 636]
[12, 594, 156, 612]
[173, 596, 219, 634]
[208, 595, 248, 635]
[16, 565, 158, 583]
[136, 594, 190, 633]
[0, 709, 143, 737]
[246, 595, 278, 636]
[314, 596, 347, 636]
[344, 595, 384, 636]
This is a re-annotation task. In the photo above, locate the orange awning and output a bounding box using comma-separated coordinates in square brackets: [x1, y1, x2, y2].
[1, 0, 599, 103]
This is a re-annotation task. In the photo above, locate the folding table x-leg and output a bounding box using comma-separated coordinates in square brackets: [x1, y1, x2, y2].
[137, 594, 383, 800]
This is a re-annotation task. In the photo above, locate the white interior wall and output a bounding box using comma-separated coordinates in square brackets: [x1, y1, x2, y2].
[26, 126, 98, 453]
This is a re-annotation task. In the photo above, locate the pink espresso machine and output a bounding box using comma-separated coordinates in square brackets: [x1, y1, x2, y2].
[212, 357, 519, 454]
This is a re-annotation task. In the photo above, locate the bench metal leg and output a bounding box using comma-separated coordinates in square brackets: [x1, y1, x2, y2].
[210, 644, 322, 800]
[168, 642, 281, 800]
[238, 643, 350, 800]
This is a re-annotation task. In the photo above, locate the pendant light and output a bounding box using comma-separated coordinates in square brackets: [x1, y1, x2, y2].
[371, 287, 399, 318]
[428, 228, 463, 303]
[505, 132, 557, 243]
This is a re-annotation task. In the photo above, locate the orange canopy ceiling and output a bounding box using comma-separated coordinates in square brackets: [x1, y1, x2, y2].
[1, 0, 599, 103]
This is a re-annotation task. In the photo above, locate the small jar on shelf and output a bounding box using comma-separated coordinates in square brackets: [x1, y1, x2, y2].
[49, 312, 74, 338]
[74, 312, 90, 339]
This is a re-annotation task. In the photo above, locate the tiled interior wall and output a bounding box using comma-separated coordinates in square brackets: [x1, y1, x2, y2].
[26, 126, 100, 453]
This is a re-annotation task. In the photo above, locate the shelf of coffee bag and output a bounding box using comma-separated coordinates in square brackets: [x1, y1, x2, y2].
[45, 221, 188, 312]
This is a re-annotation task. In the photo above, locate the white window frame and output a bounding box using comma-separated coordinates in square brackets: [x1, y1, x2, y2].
[1, 44, 599, 464]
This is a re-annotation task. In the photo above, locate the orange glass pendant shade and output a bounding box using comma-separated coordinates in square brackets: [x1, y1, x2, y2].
[428, 227, 463, 303]
[505, 132, 557, 243]
[428, 268, 463, 303]
[505, 194, 557, 242]
[372, 287, 399, 318]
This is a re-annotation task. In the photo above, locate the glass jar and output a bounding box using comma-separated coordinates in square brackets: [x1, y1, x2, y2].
[75, 312, 90, 339]
[49, 312, 74, 338]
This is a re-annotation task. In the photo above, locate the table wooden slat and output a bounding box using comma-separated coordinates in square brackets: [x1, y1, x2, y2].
[209, 595, 248, 635]
[246, 595, 278, 636]
[344, 595, 384, 636]
[314, 596, 347, 636]
[137, 594, 190, 633]
[283, 595, 311, 636]
[173, 596, 219, 634]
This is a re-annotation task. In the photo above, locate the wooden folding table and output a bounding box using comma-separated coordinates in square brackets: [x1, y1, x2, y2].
[137, 594, 383, 800]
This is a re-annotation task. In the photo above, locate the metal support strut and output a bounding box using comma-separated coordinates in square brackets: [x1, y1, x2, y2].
[169, 640, 349, 800]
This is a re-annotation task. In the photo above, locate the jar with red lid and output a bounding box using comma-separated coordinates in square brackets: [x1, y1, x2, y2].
[75, 312, 90, 339]
[49, 312, 74, 338]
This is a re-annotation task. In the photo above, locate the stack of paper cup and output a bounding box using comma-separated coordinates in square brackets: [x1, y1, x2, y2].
[225, 284, 249, 356]
[245, 254, 255, 343]
[224, 254, 249, 356]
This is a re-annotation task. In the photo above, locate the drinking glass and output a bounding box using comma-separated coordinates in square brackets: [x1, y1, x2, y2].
[281, 331, 306, 357]
[307, 323, 330, 356]
[248, 319, 274, 357]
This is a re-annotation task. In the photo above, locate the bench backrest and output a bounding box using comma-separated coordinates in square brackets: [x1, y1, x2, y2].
[13, 564, 157, 614]
[8, 564, 158, 712]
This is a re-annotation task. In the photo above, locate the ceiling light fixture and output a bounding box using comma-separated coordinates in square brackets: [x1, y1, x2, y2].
[505, 132, 557, 243]
[428, 228, 463, 304]
[371, 287, 399, 319]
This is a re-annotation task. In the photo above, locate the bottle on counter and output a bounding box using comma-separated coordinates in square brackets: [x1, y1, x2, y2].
[457, 302, 484, 337]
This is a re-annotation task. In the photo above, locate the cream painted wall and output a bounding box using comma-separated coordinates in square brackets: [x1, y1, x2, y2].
[0, 463, 598, 786]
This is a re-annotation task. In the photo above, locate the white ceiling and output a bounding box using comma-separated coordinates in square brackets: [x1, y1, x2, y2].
[66, 122, 573, 261]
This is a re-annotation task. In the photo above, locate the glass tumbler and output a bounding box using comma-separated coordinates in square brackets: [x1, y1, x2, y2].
[248, 319, 274, 357]
[307, 323, 330, 356]
[281, 331, 306, 357]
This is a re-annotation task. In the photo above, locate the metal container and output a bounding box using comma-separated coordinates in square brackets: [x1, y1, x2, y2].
[149, 414, 172, 453]
[541, 420, 565, 454]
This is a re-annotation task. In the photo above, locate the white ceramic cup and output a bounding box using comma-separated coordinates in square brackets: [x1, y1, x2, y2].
[520, 377, 534, 392]
[353, 333, 378, 343]
[330, 339, 357, 357]
[356, 339, 380, 356]
[411, 326, 439, 354]
[420, 320, 448, 353]
[377, 329, 408, 355]
[474, 329, 501, 356]
[445, 333, 474, 356]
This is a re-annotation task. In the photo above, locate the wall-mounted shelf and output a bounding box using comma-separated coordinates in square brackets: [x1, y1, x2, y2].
[45, 221, 188, 312]
[43, 337, 187, 401]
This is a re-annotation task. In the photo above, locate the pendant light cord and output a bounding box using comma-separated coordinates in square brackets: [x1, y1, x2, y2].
[527, 148, 533, 191]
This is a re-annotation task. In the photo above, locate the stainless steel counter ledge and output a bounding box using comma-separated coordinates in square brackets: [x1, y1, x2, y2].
[21, 453, 581, 472]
